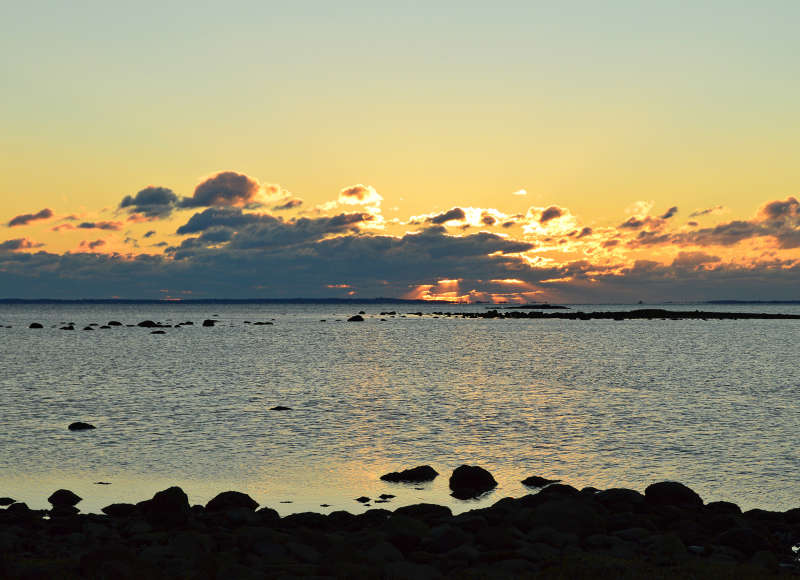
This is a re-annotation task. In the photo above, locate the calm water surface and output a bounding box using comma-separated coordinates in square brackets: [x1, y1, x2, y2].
[1, 303, 798, 515]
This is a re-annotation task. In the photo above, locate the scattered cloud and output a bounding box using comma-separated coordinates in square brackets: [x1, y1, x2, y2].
[8, 208, 53, 227]
[689, 205, 726, 218]
[180, 171, 264, 208]
[0, 238, 43, 251]
[119, 186, 180, 218]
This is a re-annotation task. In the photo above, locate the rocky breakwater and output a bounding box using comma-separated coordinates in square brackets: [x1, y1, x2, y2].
[1, 476, 799, 578]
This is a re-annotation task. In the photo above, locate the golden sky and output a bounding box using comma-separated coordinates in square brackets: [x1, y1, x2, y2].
[1, 2, 799, 301]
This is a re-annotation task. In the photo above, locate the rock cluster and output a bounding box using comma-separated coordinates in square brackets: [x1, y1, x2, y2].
[2, 480, 796, 578]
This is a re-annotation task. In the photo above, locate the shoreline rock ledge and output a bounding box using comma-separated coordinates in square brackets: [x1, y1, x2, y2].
[380, 465, 439, 483]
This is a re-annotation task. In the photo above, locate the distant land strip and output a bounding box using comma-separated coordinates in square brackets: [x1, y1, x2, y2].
[427, 308, 800, 320]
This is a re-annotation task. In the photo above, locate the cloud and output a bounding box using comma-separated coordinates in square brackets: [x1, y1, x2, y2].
[428, 207, 466, 224]
[119, 186, 180, 218]
[671, 251, 721, 268]
[144, 230, 156, 238]
[512, 189, 527, 196]
[176, 207, 271, 235]
[689, 205, 726, 218]
[659, 206, 678, 219]
[0, 238, 43, 252]
[273, 198, 303, 211]
[758, 196, 799, 222]
[338, 184, 382, 207]
[8, 208, 54, 227]
[78, 221, 123, 231]
[79, 239, 106, 250]
[539, 206, 563, 224]
[180, 171, 264, 208]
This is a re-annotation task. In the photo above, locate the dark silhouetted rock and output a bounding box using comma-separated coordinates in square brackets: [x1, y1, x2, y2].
[205, 491, 258, 512]
[521, 475, 561, 487]
[356, 496, 371, 503]
[107, 321, 122, 326]
[394, 503, 452, 523]
[270, 405, 292, 411]
[253, 321, 273, 325]
[102, 503, 138, 517]
[0, 497, 15, 506]
[358, 310, 366, 314]
[83, 326, 94, 331]
[29, 323, 43, 329]
[347, 315, 364, 322]
[150, 330, 166, 334]
[60, 325, 74, 330]
[381, 465, 439, 483]
[68, 421, 96, 431]
[48, 489, 82, 507]
[137, 320, 159, 328]
[715, 527, 772, 556]
[379, 494, 395, 500]
[202, 319, 216, 327]
[50, 505, 80, 517]
[99, 325, 111, 329]
[449, 465, 497, 499]
[644, 481, 703, 508]
[140, 486, 190, 527]
[706, 500, 742, 515]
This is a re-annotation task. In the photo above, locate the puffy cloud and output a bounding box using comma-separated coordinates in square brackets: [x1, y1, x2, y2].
[539, 206, 563, 224]
[337, 184, 382, 207]
[0, 238, 43, 252]
[180, 171, 264, 208]
[119, 186, 180, 218]
[8, 208, 53, 227]
[428, 207, 466, 225]
[758, 196, 799, 222]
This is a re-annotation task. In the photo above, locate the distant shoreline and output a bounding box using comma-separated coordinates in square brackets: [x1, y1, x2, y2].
[0, 298, 798, 305]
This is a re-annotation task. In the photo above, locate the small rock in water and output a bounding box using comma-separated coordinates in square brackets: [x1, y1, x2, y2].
[380, 465, 439, 483]
[137, 320, 159, 328]
[99, 325, 111, 329]
[521, 475, 561, 487]
[379, 494, 396, 500]
[347, 314, 364, 322]
[355, 496, 371, 503]
[319, 503, 331, 507]
[449, 465, 498, 499]
[270, 405, 292, 411]
[107, 321, 122, 326]
[29, 323, 43, 329]
[0, 497, 15, 506]
[60, 325, 74, 330]
[94, 481, 111, 485]
[48, 489, 82, 507]
[202, 319, 216, 327]
[151, 330, 166, 334]
[68, 421, 96, 431]
[101, 503, 137, 517]
[280, 500, 293, 504]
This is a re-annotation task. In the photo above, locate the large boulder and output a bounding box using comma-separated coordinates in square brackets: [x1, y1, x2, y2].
[449, 465, 497, 499]
[644, 481, 703, 508]
[139, 486, 190, 527]
[380, 465, 439, 483]
[48, 489, 82, 507]
[205, 491, 258, 512]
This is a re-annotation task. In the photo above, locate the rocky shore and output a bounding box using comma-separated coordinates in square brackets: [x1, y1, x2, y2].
[2, 471, 799, 579]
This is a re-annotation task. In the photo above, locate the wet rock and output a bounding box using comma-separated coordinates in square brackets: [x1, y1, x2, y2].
[644, 481, 703, 508]
[102, 503, 138, 517]
[0, 497, 15, 506]
[381, 465, 439, 483]
[347, 314, 364, 322]
[270, 405, 292, 411]
[83, 326, 94, 331]
[28, 323, 43, 329]
[594, 488, 645, 511]
[706, 500, 742, 515]
[448, 465, 497, 499]
[60, 325, 75, 330]
[107, 321, 123, 326]
[379, 494, 396, 500]
[68, 421, 96, 431]
[137, 320, 159, 328]
[202, 319, 216, 327]
[521, 475, 561, 487]
[99, 325, 111, 329]
[48, 489, 82, 507]
[356, 496, 371, 503]
[205, 491, 258, 512]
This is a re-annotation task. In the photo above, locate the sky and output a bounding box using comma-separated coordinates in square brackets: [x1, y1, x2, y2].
[1, 1, 799, 302]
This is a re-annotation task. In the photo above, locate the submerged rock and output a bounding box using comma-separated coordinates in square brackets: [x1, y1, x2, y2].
[68, 422, 96, 431]
[521, 475, 561, 487]
[107, 321, 122, 326]
[449, 465, 497, 499]
[48, 489, 82, 507]
[380, 465, 439, 483]
[150, 330, 166, 334]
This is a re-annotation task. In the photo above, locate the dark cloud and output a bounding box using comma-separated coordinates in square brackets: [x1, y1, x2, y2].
[659, 206, 678, 219]
[481, 213, 497, 226]
[78, 221, 122, 231]
[80, 240, 106, 250]
[0, 238, 43, 252]
[759, 196, 799, 222]
[180, 171, 261, 208]
[176, 208, 271, 235]
[539, 206, 563, 223]
[119, 187, 180, 218]
[428, 207, 466, 224]
[671, 251, 721, 268]
[273, 198, 303, 211]
[144, 230, 156, 238]
[689, 205, 725, 218]
[576, 227, 593, 238]
[8, 208, 54, 227]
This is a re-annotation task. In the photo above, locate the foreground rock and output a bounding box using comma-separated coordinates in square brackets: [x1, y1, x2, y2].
[1, 481, 799, 579]
[521, 475, 561, 487]
[381, 465, 439, 483]
[449, 465, 498, 499]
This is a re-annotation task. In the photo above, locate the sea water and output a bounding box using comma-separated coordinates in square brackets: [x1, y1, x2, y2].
[1, 302, 798, 515]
